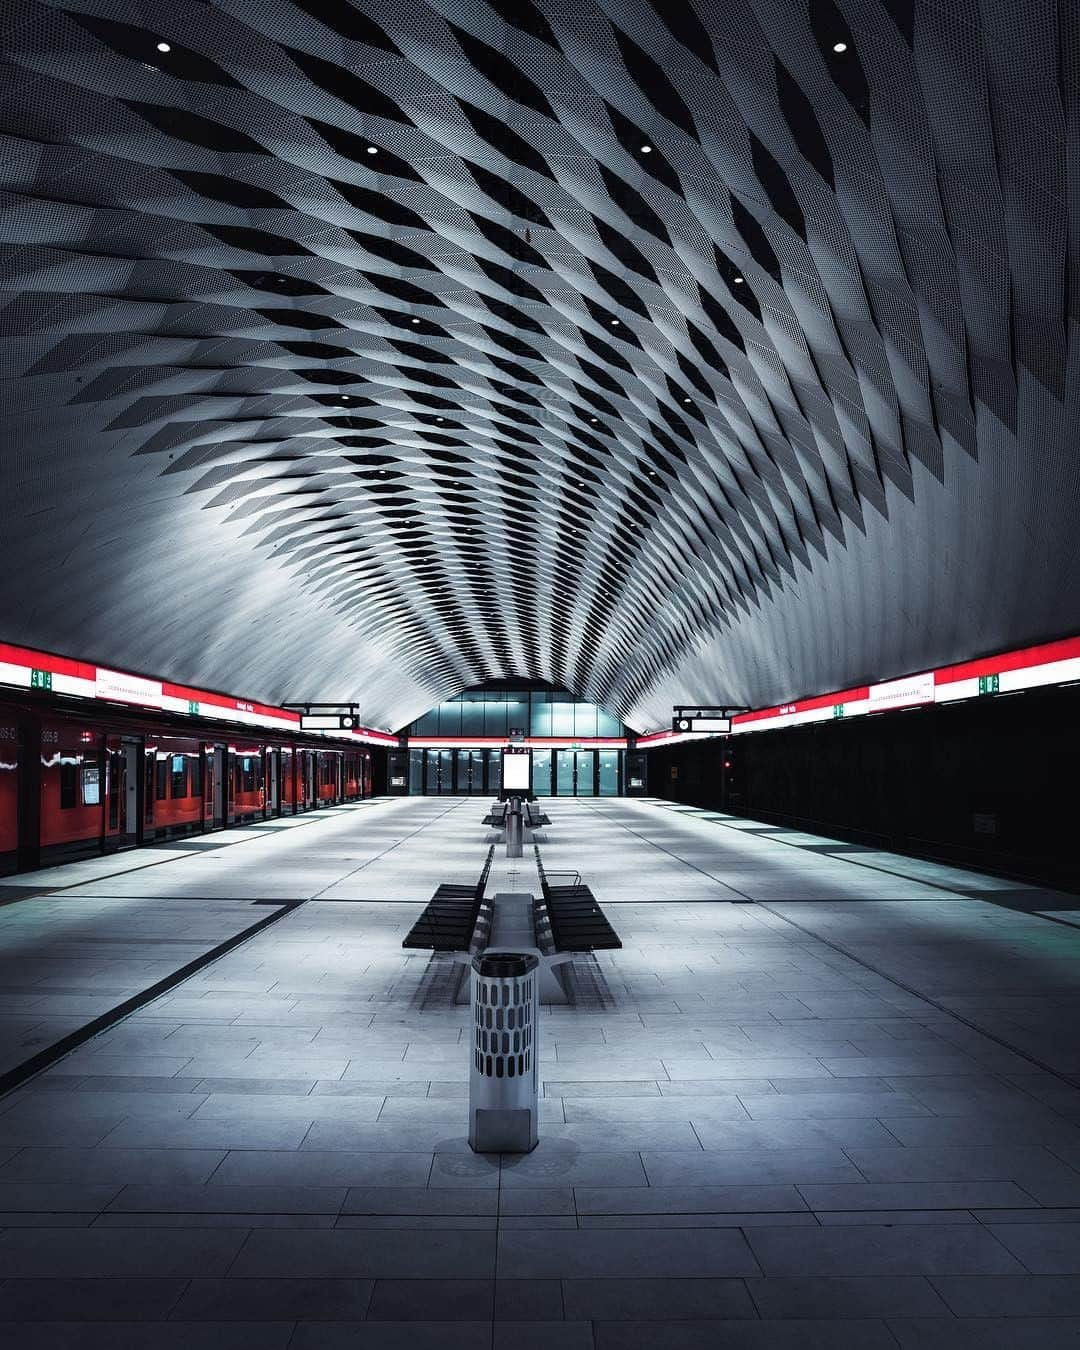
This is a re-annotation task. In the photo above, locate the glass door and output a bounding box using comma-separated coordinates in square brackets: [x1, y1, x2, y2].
[598, 750, 619, 796]
[487, 749, 501, 794]
[433, 749, 454, 794]
[575, 750, 595, 796]
[555, 750, 575, 796]
[531, 749, 552, 796]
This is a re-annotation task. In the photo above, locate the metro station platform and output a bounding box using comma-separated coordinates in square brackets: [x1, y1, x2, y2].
[3, 797, 1080, 1347]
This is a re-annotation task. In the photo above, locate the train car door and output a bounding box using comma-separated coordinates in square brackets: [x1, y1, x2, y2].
[203, 745, 226, 831]
[104, 736, 141, 849]
[266, 748, 280, 817]
[123, 740, 140, 844]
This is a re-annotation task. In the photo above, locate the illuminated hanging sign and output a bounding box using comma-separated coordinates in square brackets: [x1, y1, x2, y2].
[672, 715, 731, 734]
[301, 713, 357, 731]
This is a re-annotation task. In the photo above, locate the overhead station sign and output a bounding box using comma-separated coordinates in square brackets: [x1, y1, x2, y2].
[672, 714, 731, 734]
[669, 706, 739, 738]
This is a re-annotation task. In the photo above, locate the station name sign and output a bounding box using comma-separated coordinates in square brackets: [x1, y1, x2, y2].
[671, 707, 733, 735]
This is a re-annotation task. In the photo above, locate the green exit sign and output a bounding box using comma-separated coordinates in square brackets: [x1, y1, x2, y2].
[30, 669, 52, 690]
[833, 704, 845, 718]
[187, 700, 200, 715]
[978, 674, 1000, 695]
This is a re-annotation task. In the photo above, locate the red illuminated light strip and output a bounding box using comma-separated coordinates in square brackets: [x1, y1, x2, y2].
[0, 640, 397, 746]
[640, 634, 1080, 742]
[407, 736, 627, 749]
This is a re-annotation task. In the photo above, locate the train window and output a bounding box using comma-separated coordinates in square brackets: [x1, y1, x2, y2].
[60, 760, 78, 809]
[240, 757, 256, 792]
[190, 757, 202, 797]
[156, 758, 169, 800]
[170, 755, 188, 799]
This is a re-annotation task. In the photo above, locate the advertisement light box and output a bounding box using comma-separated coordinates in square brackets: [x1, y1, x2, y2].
[501, 749, 531, 791]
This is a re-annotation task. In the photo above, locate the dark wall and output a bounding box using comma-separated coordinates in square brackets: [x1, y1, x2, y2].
[646, 684, 1080, 891]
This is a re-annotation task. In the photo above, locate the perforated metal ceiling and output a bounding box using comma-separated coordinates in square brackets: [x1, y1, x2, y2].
[1, 0, 1077, 732]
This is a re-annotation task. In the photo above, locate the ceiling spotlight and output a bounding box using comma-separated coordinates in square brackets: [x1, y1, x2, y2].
[590, 417, 598, 423]
[410, 317, 420, 324]
[832, 41, 847, 53]
[640, 144, 653, 154]
[610, 318, 620, 326]
[733, 275, 744, 285]
[683, 397, 691, 404]
[366, 145, 379, 155]
[436, 417, 444, 422]
[156, 41, 171, 52]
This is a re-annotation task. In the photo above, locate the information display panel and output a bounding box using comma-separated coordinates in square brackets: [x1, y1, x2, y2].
[501, 748, 530, 791]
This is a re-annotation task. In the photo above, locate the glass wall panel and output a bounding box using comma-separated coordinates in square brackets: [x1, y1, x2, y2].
[455, 751, 472, 792]
[487, 749, 501, 793]
[414, 710, 439, 735]
[424, 753, 439, 794]
[483, 693, 507, 738]
[459, 696, 484, 738]
[573, 704, 597, 737]
[437, 702, 461, 736]
[530, 700, 552, 737]
[598, 751, 619, 796]
[504, 698, 528, 737]
[550, 701, 574, 737]
[597, 708, 622, 737]
[575, 750, 595, 795]
[408, 750, 424, 795]
[531, 749, 552, 796]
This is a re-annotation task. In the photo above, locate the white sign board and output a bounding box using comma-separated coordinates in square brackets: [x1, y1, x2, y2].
[94, 668, 163, 706]
[501, 750, 531, 791]
[868, 672, 934, 709]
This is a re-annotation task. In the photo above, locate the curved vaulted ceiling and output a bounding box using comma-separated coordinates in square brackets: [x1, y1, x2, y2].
[0, 0, 1077, 732]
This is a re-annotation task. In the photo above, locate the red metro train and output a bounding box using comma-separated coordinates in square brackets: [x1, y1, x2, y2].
[0, 691, 382, 875]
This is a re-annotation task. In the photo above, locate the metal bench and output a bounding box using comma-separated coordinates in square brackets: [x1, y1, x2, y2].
[524, 800, 550, 828]
[402, 845, 494, 952]
[482, 801, 508, 827]
[533, 846, 621, 953]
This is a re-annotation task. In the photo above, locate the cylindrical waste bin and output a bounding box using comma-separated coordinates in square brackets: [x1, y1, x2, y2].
[469, 951, 539, 1153]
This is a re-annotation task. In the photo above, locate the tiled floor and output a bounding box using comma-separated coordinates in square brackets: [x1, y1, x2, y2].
[3, 796, 1080, 1346]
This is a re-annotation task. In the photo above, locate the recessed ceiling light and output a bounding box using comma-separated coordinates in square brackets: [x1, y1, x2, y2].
[683, 397, 691, 404]
[733, 275, 744, 285]
[156, 41, 171, 53]
[410, 317, 420, 324]
[610, 318, 620, 326]
[640, 144, 652, 154]
[590, 417, 598, 423]
[832, 41, 847, 53]
[366, 146, 379, 155]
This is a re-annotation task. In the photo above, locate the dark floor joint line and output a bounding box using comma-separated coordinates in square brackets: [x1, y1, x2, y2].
[0, 898, 307, 1100]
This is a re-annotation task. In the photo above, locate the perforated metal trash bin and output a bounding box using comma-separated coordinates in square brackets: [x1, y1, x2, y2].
[469, 951, 539, 1153]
